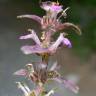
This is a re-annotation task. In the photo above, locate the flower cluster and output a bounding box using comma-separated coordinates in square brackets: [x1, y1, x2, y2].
[15, 1, 81, 96]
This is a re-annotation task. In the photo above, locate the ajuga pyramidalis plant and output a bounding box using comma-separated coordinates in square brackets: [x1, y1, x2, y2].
[14, 1, 81, 96]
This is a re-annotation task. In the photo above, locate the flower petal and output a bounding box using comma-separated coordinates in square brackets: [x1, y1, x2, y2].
[14, 69, 27, 76]
[53, 77, 79, 94]
[49, 33, 64, 52]
[63, 79, 79, 94]
[19, 34, 33, 40]
[21, 45, 49, 55]
[40, 1, 63, 14]
[49, 33, 71, 53]
[17, 15, 41, 24]
[50, 5, 63, 13]
[20, 29, 41, 46]
[62, 38, 72, 48]
[40, 1, 52, 11]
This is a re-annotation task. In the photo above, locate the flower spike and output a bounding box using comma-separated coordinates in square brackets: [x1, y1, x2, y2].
[16, 1, 81, 96]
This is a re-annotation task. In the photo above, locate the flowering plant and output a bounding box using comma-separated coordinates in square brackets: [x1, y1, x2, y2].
[14, 1, 81, 96]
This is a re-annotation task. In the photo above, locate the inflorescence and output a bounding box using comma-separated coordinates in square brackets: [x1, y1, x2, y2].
[14, 1, 81, 96]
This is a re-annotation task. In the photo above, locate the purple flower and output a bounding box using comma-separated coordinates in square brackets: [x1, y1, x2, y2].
[40, 1, 63, 19]
[49, 33, 72, 52]
[53, 77, 79, 94]
[14, 63, 48, 84]
[20, 30, 71, 55]
[17, 13, 81, 38]
[40, 1, 63, 14]
[14, 63, 35, 78]
[46, 62, 79, 94]
[14, 62, 79, 94]
[50, 5, 63, 13]
[37, 62, 79, 94]
[20, 29, 41, 46]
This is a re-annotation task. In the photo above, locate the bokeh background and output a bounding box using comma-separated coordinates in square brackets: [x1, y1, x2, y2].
[0, 0, 96, 96]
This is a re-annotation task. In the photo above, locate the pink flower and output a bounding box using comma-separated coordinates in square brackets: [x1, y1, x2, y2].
[17, 13, 81, 37]
[15, 1, 81, 96]
[14, 62, 79, 94]
[14, 63, 35, 79]
[40, 1, 63, 19]
[40, 1, 63, 14]
[14, 63, 48, 83]
[46, 62, 79, 94]
[19, 30, 71, 55]
[53, 77, 79, 94]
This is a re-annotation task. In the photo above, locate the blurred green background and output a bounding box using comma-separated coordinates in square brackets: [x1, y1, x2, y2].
[0, 0, 96, 96]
